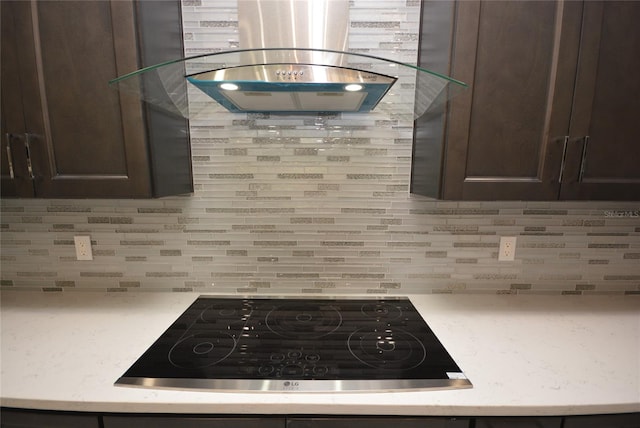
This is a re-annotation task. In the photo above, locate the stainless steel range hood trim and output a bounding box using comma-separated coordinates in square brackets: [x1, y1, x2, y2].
[185, 63, 398, 114]
[115, 376, 472, 393]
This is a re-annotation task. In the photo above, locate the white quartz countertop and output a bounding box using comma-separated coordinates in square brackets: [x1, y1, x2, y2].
[1, 291, 639, 416]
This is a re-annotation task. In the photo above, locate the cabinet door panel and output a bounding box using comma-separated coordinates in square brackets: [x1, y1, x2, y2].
[9, 0, 152, 198]
[563, 413, 640, 428]
[103, 416, 285, 428]
[475, 416, 562, 428]
[561, 1, 640, 200]
[443, 0, 583, 200]
[287, 417, 469, 428]
[0, 409, 99, 428]
[36, 1, 128, 175]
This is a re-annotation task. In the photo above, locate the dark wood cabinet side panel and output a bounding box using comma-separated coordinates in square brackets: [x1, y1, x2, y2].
[410, 0, 455, 198]
[135, 0, 193, 197]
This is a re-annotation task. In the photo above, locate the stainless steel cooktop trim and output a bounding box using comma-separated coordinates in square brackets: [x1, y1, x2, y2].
[195, 295, 412, 301]
[116, 376, 472, 393]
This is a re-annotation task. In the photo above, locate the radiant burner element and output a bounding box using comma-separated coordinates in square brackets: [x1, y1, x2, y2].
[348, 328, 426, 370]
[169, 332, 236, 369]
[265, 303, 342, 338]
[201, 302, 253, 324]
[115, 297, 471, 392]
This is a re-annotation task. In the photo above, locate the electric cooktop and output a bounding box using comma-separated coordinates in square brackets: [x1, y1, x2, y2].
[116, 296, 471, 392]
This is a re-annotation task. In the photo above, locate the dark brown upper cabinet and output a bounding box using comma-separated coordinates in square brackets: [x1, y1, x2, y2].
[413, 0, 640, 201]
[1, 0, 193, 199]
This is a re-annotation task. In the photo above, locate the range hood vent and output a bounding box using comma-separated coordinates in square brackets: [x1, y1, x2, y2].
[184, 0, 397, 114]
[109, 1, 466, 119]
[186, 64, 396, 114]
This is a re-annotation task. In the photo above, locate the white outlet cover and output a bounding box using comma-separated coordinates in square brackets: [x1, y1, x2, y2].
[74, 236, 93, 261]
[498, 236, 517, 261]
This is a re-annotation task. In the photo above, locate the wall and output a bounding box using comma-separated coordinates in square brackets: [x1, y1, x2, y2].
[1, 0, 639, 295]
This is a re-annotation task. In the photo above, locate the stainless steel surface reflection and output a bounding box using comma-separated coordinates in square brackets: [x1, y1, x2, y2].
[117, 377, 472, 393]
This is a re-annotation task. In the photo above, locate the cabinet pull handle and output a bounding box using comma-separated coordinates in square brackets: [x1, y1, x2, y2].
[578, 135, 589, 182]
[24, 133, 36, 180]
[558, 136, 569, 183]
[5, 133, 15, 179]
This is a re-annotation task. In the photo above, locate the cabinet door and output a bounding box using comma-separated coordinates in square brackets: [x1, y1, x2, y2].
[103, 416, 285, 428]
[10, 0, 154, 198]
[563, 413, 640, 428]
[475, 417, 562, 428]
[559, 1, 640, 200]
[442, 0, 583, 200]
[0, 409, 99, 428]
[287, 417, 469, 428]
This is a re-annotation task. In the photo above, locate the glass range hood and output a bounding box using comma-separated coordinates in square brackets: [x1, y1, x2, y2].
[109, 48, 467, 120]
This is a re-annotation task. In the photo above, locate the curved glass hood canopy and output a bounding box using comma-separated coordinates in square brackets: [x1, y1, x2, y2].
[109, 48, 467, 120]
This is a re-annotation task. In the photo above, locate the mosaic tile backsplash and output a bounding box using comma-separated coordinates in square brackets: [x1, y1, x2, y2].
[1, 0, 639, 295]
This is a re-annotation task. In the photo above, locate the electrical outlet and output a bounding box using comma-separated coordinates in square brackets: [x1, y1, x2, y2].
[74, 235, 93, 261]
[498, 236, 517, 261]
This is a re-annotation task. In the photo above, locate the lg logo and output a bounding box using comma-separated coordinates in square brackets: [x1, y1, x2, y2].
[282, 381, 300, 390]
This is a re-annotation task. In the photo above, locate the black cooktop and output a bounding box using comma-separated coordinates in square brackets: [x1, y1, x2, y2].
[116, 296, 471, 392]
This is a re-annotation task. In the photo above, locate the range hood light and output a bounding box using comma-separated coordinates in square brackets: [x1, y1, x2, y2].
[344, 84, 363, 92]
[219, 83, 239, 91]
